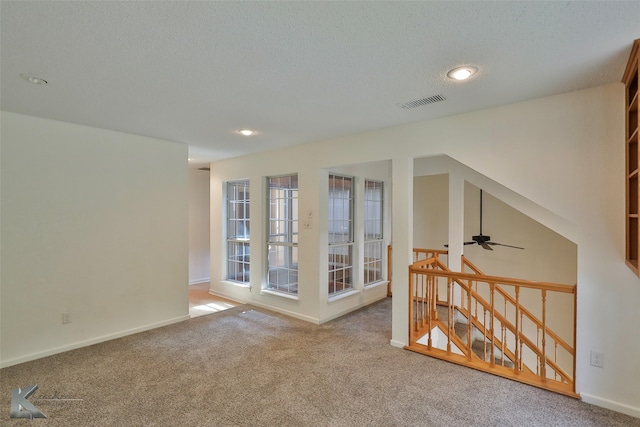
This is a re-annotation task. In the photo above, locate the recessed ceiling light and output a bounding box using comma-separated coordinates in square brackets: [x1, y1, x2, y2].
[446, 66, 478, 81]
[20, 73, 48, 85]
[238, 129, 255, 136]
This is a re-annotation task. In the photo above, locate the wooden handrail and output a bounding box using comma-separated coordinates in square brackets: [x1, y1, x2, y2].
[410, 265, 576, 294]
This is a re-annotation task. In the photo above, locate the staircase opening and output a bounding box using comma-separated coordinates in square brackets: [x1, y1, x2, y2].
[406, 157, 578, 398]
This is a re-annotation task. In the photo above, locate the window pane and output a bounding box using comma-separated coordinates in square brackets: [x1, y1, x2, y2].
[226, 180, 250, 283]
[328, 244, 353, 295]
[364, 241, 383, 284]
[267, 175, 299, 295]
[227, 242, 250, 283]
[328, 174, 354, 297]
[267, 245, 298, 293]
[364, 180, 383, 286]
[364, 180, 383, 240]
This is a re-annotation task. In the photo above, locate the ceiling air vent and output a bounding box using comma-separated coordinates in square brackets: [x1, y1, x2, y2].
[398, 94, 446, 110]
[198, 167, 210, 171]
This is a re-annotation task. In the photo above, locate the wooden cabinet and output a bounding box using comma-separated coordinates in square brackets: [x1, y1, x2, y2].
[624, 39, 640, 275]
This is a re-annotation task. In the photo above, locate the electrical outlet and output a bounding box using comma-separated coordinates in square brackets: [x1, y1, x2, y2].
[590, 350, 604, 368]
[62, 312, 71, 324]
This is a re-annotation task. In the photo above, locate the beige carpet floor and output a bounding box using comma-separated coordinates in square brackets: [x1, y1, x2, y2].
[1, 298, 638, 426]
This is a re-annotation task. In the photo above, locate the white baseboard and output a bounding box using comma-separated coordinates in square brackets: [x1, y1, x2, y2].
[390, 339, 406, 348]
[189, 277, 210, 285]
[207, 288, 249, 304]
[581, 393, 640, 419]
[247, 300, 322, 324]
[0, 315, 190, 369]
[320, 293, 388, 324]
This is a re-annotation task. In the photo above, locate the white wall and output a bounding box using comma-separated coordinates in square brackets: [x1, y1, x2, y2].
[0, 112, 189, 367]
[188, 168, 210, 284]
[462, 182, 577, 285]
[209, 82, 640, 417]
[413, 174, 449, 250]
[414, 175, 577, 285]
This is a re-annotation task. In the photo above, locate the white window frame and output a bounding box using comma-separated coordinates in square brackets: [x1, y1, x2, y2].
[266, 174, 299, 295]
[328, 174, 354, 296]
[363, 179, 384, 286]
[226, 179, 250, 284]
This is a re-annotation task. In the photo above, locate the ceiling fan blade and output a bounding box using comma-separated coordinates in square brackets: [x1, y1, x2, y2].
[445, 241, 479, 247]
[480, 243, 493, 251]
[486, 242, 525, 250]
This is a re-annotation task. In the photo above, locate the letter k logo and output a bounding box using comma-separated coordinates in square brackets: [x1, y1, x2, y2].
[10, 385, 47, 419]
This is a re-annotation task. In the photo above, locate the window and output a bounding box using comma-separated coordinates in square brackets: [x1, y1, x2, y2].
[226, 180, 250, 284]
[328, 174, 354, 296]
[267, 175, 298, 294]
[364, 180, 384, 286]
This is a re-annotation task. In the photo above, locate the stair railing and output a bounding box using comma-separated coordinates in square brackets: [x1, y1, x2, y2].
[461, 256, 576, 384]
[386, 245, 448, 296]
[408, 254, 577, 398]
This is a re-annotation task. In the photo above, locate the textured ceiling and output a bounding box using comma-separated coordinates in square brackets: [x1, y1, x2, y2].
[1, 1, 639, 166]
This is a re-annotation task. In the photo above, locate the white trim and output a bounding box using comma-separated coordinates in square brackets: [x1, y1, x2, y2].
[207, 288, 250, 303]
[248, 293, 388, 325]
[189, 277, 210, 285]
[580, 393, 640, 419]
[220, 280, 251, 289]
[321, 293, 387, 323]
[261, 288, 300, 300]
[364, 280, 388, 290]
[328, 289, 360, 303]
[390, 339, 406, 348]
[206, 290, 243, 305]
[247, 300, 320, 324]
[0, 315, 190, 369]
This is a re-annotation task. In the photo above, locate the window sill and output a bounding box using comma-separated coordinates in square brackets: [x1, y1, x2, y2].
[364, 280, 388, 290]
[328, 289, 360, 303]
[261, 289, 300, 301]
